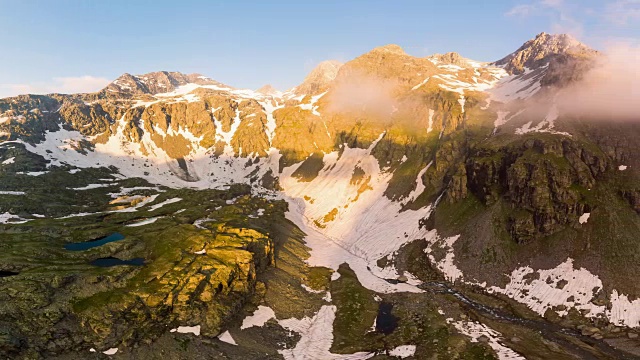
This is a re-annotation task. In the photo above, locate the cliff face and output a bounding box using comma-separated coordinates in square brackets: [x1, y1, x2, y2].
[463, 137, 608, 243]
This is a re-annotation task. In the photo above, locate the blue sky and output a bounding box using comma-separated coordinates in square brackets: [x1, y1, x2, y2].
[0, 0, 638, 97]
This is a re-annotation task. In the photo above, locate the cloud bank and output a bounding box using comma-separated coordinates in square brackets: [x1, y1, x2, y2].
[326, 71, 400, 118]
[557, 43, 640, 121]
[0, 76, 110, 98]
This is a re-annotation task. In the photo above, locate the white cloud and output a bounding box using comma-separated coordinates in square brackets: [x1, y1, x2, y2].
[505, 0, 561, 17]
[0, 76, 110, 98]
[605, 0, 640, 25]
[541, 0, 564, 8]
[505, 0, 584, 37]
[557, 42, 640, 121]
[506, 4, 536, 17]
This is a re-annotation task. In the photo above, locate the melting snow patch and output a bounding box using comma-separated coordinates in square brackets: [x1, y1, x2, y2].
[0, 212, 30, 224]
[2, 157, 15, 165]
[241, 305, 276, 329]
[147, 197, 182, 211]
[71, 184, 111, 191]
[102, 348, 118, 356]
[218, 331, 237, 345]
[411, 77, 430, 90]
[579, 213, 590, 224]
[0, 191, 25, 195]
[278, 305, 373, 360]
[388, 345, 416, 358]
[424, 235, 463, 283]
[193, 218, 215, 229]
[170, 325, 201, 336]
[22, 171, 47, 176]
[619, 165, 628, 171]
[302, 284, 325, 294]
[489, 67, 541, 103]
[126, 217, 162, 227]
[448, 320, 525, 360]
[487, 258, 605, 318]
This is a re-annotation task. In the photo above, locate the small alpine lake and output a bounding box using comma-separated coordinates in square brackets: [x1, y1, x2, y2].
[64, 232, 125, 251]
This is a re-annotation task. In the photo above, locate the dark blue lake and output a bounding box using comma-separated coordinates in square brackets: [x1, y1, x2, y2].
[0, 270, 19, 277]
[64, 232, 125, 251]
[90, 257, 145, 267]
[376, 302, 399, 335]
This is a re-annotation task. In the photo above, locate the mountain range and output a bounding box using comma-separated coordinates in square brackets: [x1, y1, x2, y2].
[0, 32, 639, 359]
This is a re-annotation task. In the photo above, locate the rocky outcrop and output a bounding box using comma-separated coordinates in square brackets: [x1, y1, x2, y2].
[76, 224, 274, 348]
[0, 183, 282, 359]
[464, 137, 609, 243]
[621, 189, 640, 214]
[428, 52, 472, 67]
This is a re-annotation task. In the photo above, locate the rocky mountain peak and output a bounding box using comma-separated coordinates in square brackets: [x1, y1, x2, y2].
[294, 60, 343, 95]
[494, 32, 594, 74]
[256, 84, 280, 96]
[428, 52, 471, 67]
[372, 44, 407, 55]
[101, 71, 225, 97]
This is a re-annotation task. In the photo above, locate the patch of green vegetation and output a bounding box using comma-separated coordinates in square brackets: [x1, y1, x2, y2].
[260, 215, 327, 320]
[307, 266, 332, 291]
[330, 263, 380, 353]
[433, 194, 486, 236]
[0, 164, 295, 356]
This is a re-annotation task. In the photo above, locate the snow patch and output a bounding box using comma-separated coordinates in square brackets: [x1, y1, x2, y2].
[0, 212, 30, 224]
[448, 319, 525, 359]
[102, 348, 118, 356]
[579, 212, 590, 224]
[218, 330, 237, 345]
[388, 345, 416, 358]
[278, 305, 373, 360]
[241, 305, 276, 329]
[0, 191, 25, 195]
[170, 325, 201, 336]
[71, 183, 111, 191]
[147, 197, 182, 211]
[2, 157, 15, 165]
[126, 216, 162, 227]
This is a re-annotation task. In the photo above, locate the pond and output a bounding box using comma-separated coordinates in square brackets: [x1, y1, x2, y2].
[90, 257, 145, 267]
[375, 302, 399, 335]
[0, 270, 19, 277]
[64, 232, 125, 251]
